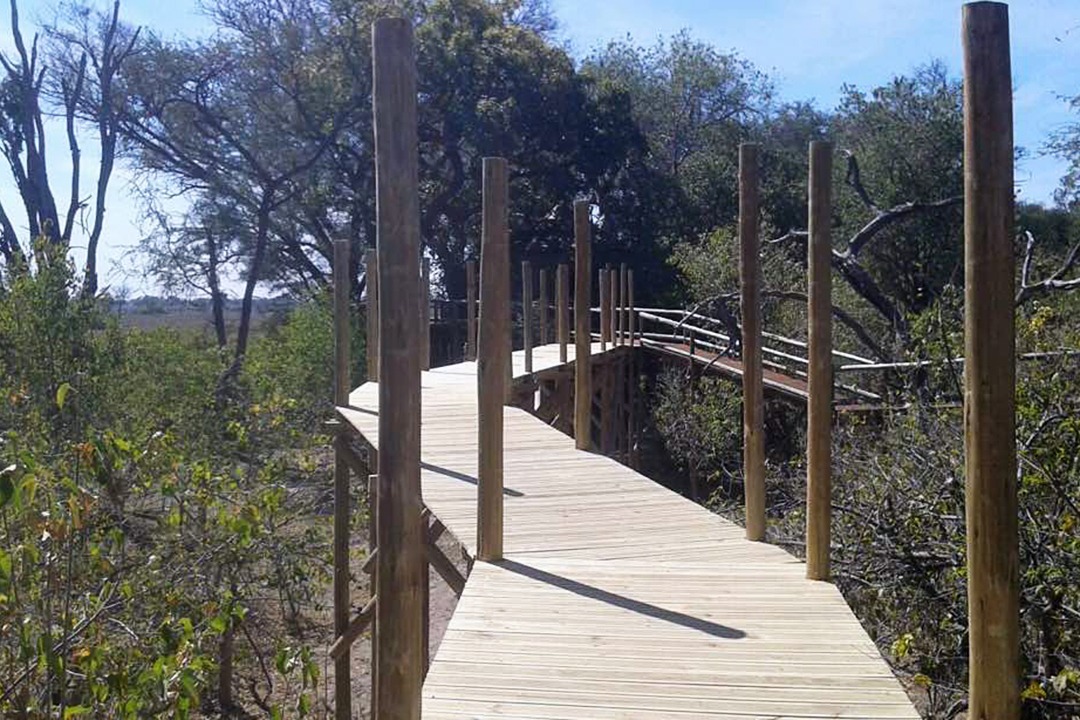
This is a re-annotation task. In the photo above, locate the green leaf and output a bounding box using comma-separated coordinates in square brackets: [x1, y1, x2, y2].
[56, 382, 73, 410]
[63, 706, 91, 718]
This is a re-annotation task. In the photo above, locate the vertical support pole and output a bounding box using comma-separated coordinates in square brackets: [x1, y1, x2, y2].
[331, 239, 351, 720]
[619, 263, 628, 346]
[522, 260, 534, 373]
[627, 269, 635, 344]
[366, 248, 379, 381]
[740, 143, 766, 543]
[599, 268, 609, 351]
[478, 156, 509, 561]
[367, 473, 379, 720]
[372, 18, 424, 719]
[574, 201, 592, 451]
[539, 268, 550, 346]
[465, 259, 477, 361]
[557, 263, 569, 363]
[627, 268, 636, 465]
[608, 267, 618, 345]
[962, 4, 1018, 717]
[421, 256, 431, 371]
[806, 140, 833, 582]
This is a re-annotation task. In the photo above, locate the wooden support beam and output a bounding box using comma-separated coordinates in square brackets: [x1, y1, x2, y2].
[599, 268, 609, 351]
[478, 156, 509, 561]
[619, 263, 628, 346]
[366, 248, 379, 381]
[627, 269, 635, 344]
[372, 18, 424, 719]
[806, 140, 833, 582]
[740, 143, 766, 543]
[557, 263, 569, 363]
[425, 538, 466, 596]
[331, 238, 352, 719]
[574, 201, 592, 451]
[421, 256, 431, 371]
[539, 267, 550, 346]
[962, 3, 1019, 717]
[609, 267, 618, 345]
[465, 259, 477, 361]
[367, 473, 378, 720]
[329, 595, 377, 661]
[523, 260, 534, 373]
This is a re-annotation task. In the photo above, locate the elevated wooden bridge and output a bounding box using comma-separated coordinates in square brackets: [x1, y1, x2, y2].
[338, 343, 919, 718]
[326, 8, 1022, 719]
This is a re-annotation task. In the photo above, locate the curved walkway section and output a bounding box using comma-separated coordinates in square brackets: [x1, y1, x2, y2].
[339, 344, 919, 719]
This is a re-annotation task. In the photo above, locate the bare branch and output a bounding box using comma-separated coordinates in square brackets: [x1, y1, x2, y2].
[1016, 231, 1080, 305]
[843, 149, 879, 213]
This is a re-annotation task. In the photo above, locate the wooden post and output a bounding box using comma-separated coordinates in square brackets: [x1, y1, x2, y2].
[619, 263, 628, 346]
[608, 267, 618, 345]
[421, 256, 431, 371]
[366, 248, 379, 381]
[372, 18, 424, 719]
[962, 4, 1019, 717]
[740, 143, 766, 543]
[465, 259, 477, 361]
[539, 267, 550, 346]
[477, 156, 509, 561]
[557, 263, 569, 363]
[331, 239, 352, 720]
[599, 268, 609, 351]
[574, 201, 592, 451]
[367, 473, 379, 720]
[627, 269, 635, 344]
[806, 140, 833, 582]
[522, 260, 534, 373]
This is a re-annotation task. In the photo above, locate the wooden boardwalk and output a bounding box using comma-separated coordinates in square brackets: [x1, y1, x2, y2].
[339, 344, 919, 719]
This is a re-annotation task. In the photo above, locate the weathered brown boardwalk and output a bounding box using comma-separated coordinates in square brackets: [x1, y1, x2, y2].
[339, 343, 919, 719]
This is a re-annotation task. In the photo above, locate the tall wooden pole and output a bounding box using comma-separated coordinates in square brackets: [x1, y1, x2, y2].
[557, 263, 569, 363]
[608, 267, 618, 345]
[806, 140, 833, 582]
[372, 18, 424, 719]
[539, 267, 550, 345]
[366, 248, 379, 381]
[627, 269, 635, 343]
[421, 256, 431, 371]
[574, 201, 592, 451]
[522, 260, 534, 373]
[599, 268, 609, 351]
[619, 263, 628, 346]
[740, 143, 766, 542]
[963, 3, 1019, 717]
[465, 259, 477, 361]
[331, 239, 352, 720]
[478, 156, 509, 561]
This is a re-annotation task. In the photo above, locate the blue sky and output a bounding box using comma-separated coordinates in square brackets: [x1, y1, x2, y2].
[3, 0, 1078, 294]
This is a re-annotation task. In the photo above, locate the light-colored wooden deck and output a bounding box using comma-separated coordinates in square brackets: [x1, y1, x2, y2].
[339, 344, 919, 719]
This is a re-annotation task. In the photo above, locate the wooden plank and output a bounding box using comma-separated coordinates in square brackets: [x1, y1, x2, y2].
[573, 202, 592, 451]
[618, 263, 627, 346]
[608, 267, 618, 345]
[371, 18, 424, 720]
[806, 140, 833, 582]
[478, 156, 509, 561]
[962, 3, 1019, 718]
[739, 143, 766, 542]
